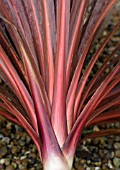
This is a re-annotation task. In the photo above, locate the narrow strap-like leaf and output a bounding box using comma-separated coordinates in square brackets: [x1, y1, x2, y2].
[0, 108, 21, 126]
[74, 23, 120, 119]
[52, 0, 69, 146]
[77, 45, 120, 115]
[0, 46, 38, 132]
[41, 0, 55, 105]
[0, 96, 41, 157]
[87, 95, 120, 127]
[22, 0, 46, 82]
[80, 129, 120, 143]
[0, 85, 30, 123]
[66, 0, 88, 89]
[87, 110, 120, 127]
[0, 0, 39, 67]
[15, 31, 63, 159]
[66, 1, 117, 133]
[0, 32, 28, 86]
[63, 63, 120, 155]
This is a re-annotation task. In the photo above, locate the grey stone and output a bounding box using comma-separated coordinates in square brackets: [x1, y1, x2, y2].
[0, 146, 7, 157]
[114, 143, 120, 149]
[115, 150, 120, 158]
[113, 158, 120, 168]
[6, 165, 14, 170]
[4, 158, 10, 166]
[2, 137, 10, 144]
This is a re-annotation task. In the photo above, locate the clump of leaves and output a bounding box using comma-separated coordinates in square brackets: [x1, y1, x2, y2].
[0, 0, 120, 170]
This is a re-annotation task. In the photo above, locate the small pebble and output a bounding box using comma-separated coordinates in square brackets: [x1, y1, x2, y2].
[115, 150, 120, 158]
[113, 158, 120, 168]
[0, 146, 7, 157]
[6, 165, 14, 170]
[2, 137, 10, 144]
[4, 158, 10, 166]
[11, 162, 17, 168]
[114, 142, 120, 149]
[20, 155, 27, 160]
[0, 159, 5, 164]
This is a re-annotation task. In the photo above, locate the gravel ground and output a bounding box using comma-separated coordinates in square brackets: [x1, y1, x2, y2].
[0, 2, 120, 170]
[74, 123, 120, 170]
[0, 118, 120, 170]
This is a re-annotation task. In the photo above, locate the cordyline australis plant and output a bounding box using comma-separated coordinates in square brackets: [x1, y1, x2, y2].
[0, 0, 120, 169]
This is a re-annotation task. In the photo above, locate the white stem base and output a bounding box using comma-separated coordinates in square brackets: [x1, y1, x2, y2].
[43, 153, 72, 170]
